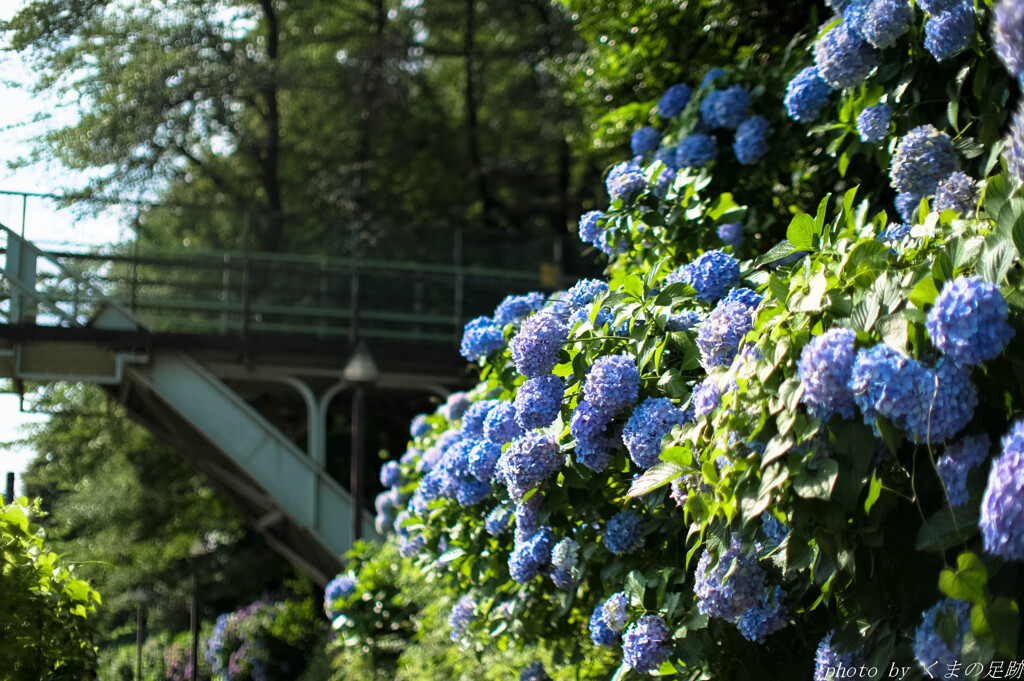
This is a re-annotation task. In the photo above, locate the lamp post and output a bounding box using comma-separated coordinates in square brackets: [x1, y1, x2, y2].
[187, 540, 209, 681]
[343, 342, 379, 547]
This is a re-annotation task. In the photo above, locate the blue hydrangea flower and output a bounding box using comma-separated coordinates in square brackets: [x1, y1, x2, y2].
[578, 210, 606, 250]
[785, 66, 832, 122]
[995, 0, 1024, 81]
[696, 289, 762, 370]
[692, 378, 721, 418]
[860, 0, 913, 48]
[925, 2, 974, 61]
[622, 615, 672, 672]
[667, 310, 702, 332]
[694, 534, 766, 620]
[410, 414, 431, 439]
[519, 662, 549, 681]
[736, 586, 788, 643]
[652, 166, 677, 198]
[631, 126, 661, 156]
[570, 400, 615, 472]
[468, 440, 502, 482]
[514, 494, 542, 542]
[918, 0, 962, 12]
[733, 116, 769, 164]
[881, 222, 913, 243]
[1006, 108, 1024, 181]
[448, 595, 476, 642]
[700, 85, 751, 129]
[460, 317, 505, 361]
[494, 292, 545, 326]
[849, 344, 916, 425]
[677, 133, 718, 168]
[380, 461, 401, 488]
[622, 397, 688, 468]
[938, 433, 990, 507]
[890, 125, 959, 198]
[550, 537, 581, 589]
[857, 104, 891, 143]
[461, 400, 497, 439]
[667, 249, 739, 303]
[798, 327, 858, 420]
[717, 222, 743, 251]
[814, 631, 866, 681]
[565, 279, 609, 312]
[583, 355, 641, 417]
[895, 192, 924, 222]
[843, 0, 871, 38]
[441, 392, 471, 421]
[510, 313, 568, 378]
[654, 146, 682, 170]
[605, 511, 644, 555]
[913, 599, 972, 673]
[606, 161, 646, 202]
[657, 83, 693, 118]
[570, 303, 612, 329]
[514, 375, 564, 430]
[813, 22, 879, 89]
[509, 526, 554, 582]
[934, 171, 976, 215]
[485, 505, 513, 536]
[590, 592, 629, 647]
[497, 433, 562, 500]
[324, 574, 358, 618]
[483, 401, 524, 444]
[981, 421, 1024, 560]
[701, 68, 727, 89]
[761, 512, 788, 545]
[399, 533, 427, 557]
[927, 276, 1013, 366]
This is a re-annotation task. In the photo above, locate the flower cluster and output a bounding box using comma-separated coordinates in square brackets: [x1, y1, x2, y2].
[981, 420, 1024, 560]
[700, 85, 751, 130]
[694, 535, 766, 621]
[813, 22, 879, 90]
[785, 66, 831, 121]
[497, 433, 562, 500]
[448, 595, 477, 643]
[590, 592, 629, 647]
[604, 511, 644, 555]
[856, 104, 891, 143]
[913, 599, 972, 672]
[622, 615, 672, 672]
[606, 161, 647, 202]
[934, 171, 975, 215]
[926, 276, 1013, 366]
[657, 83, 693, 118]
[622, 397, 688, 468]
[513, 375, 564, 430]
[696, 288, 762, 370]
[798, 327, 858, 420]
[677, 133, 718, 168]
[583, 355, 641, 417]
[924, 1, 974, 62]
[667, 249, 739, 303]
[937, 433, 989, 507]
[890, 125, 959, 220]
[510, 314, 568, 378]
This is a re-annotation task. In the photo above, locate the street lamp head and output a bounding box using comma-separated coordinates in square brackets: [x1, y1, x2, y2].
[343, 341, 380, 384]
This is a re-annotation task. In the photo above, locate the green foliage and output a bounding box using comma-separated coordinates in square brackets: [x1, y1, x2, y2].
[0, 498, 101, 679]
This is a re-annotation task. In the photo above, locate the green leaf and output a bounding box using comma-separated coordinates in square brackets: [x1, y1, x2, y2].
[655, 282, 698, 306]
[628, 462, 685, 498]
[625, 570, 646, 607]
[623, 273, 645, 299]
[979, 237, 1016, 285]
[909, 277, 940, 309]
[938, 552, 988, 604]
[971, 599, 1020, 657]
[754, 240, 798, 268]
[787, 214, 815, 251]
[864, 471, 883, 514]
[916, 506, 979, 552]
[793, 458, 839, 500]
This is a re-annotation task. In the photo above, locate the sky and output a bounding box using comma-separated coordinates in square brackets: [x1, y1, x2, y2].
[0, 1, 125, 495]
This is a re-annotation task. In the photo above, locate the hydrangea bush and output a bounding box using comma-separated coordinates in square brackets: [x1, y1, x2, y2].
[329, 2, 1024, 679]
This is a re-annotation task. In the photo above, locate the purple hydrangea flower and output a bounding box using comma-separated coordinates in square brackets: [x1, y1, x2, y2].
[981, 421, 1024, 560]
[733, 116, 769, 164]
[694, 534, 765, 620]
[510, 313, 568, 378]
[590, 592, 628, 647]
[938, 433, 990, 507]
[606, 161, 646, 202]
[448, 595, 476, 642]
[441, 392, 471, 421]
[895, 192, 923, 223]
[918, 0, 962, 12]
[570, 400, 615, 472]
[798, 327, 858, 419]
[468, 440, 502, 482]
[497, 433, 562, 500]
[461, 400, 498, 439]
[924, 2, 974, 62]
[550, 537, 581, 589]
[813, 22, 879, 89]
[700, 85, 751, 129]
[483, 401, 524, 445]
[379, 461, 401, 488]
[494, 292, 545, 326]
[934, 171, 976, 215]
[717, 222, 743, 251]
[785, 66, 831, 122]
[881, 222, 913, 243]
[578, 210, 606, 251]
[692, 378, 722, 419]
[519, 662, 549, 681]
[913, 599, 972, 673]
[696, 288, 763, 370]
[622, 397, 688, 468]
[460, 317, 505, 361]
[1005, 108, 1024, 182]
[485, 505, 513, 536]
[410, 414, 431, 439]
[667, 249, 739, 303]
[857, 104, 891, 143]
[815, 631, 866, 681]
[761, 511, 788, 544]
[658, 83, 693, 118]
[736, 586, 788, 643]
[631, 126, 661, 156]
[677, 133, 718, 168]
[994, 0, 1024, 81]
[565, 279, 609, 312]
[514, 375, 564, 430]
[927, 276, 1013, 366]
[583, 355, 641, 417]
[860, 0, 913, 49]
[604, 511, 644, 555]
[890, 125, 959, 198]
[667, 309, 702, 332]
[509, 526, 554, 582]
[622, 615, 672, 672]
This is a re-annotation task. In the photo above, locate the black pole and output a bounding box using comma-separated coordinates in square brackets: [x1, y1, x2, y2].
[136, 602, 144, 681]
[4, 472, 14, 504]
[350, 385, 366, 546]
[189, 571, 198, 681]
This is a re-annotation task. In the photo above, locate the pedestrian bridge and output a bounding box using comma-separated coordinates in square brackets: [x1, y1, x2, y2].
[0, 212, 559, 583]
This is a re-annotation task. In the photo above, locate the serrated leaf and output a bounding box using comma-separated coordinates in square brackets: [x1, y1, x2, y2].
[979, 237, 1016, 285]
[628, 462, 685, 497]
[755, 240, 798, 268]
[655, 282, 698, 306]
